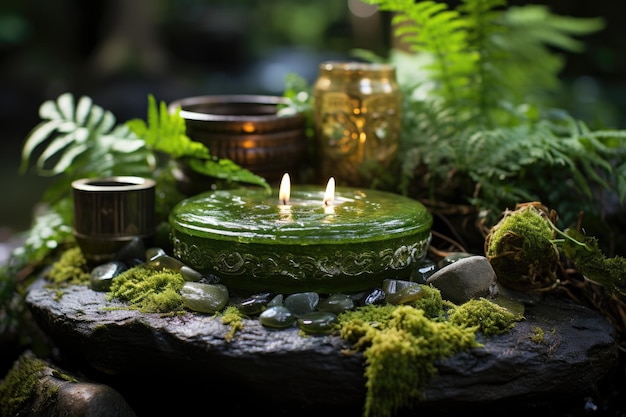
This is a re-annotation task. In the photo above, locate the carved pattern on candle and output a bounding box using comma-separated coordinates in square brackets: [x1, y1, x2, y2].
[172, 236, 430, 282]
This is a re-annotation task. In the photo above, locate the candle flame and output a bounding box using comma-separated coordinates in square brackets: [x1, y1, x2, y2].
[324, 177, 335, 206]
[279, 173, 290, 205]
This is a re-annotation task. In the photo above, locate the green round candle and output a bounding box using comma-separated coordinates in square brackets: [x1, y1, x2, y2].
[169, 186, 432, 294]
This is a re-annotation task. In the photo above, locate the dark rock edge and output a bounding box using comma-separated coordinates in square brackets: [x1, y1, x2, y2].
[24, 277, 620, 416]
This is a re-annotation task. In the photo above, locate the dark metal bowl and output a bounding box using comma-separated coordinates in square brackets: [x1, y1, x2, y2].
[168, 95, 308, 189]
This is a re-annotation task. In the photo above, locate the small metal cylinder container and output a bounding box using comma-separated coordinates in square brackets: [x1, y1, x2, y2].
[72, 176, 156, 264]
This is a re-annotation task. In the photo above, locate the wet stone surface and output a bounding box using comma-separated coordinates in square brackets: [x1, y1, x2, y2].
[24, 275, 621, 417]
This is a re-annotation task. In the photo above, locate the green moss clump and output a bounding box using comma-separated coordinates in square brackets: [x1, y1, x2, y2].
[448, 298, 522, 336]
[529, 326, 545, 343]
[408, 283, 445, 318]
[338, 305, 483, 417]
[106, 266, 186, 313]
[487, 205, 555, 258]
[562, 228, 626, 300]
[221, 305, 244, 342]
[338, 304, 399, 346]
[45, 246, 90, 285]
[0, 354, 48, 416]
[485, 204, 560, 292]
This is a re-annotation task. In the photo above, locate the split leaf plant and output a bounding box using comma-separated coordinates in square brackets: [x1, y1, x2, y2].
[1, 92, 270, 331]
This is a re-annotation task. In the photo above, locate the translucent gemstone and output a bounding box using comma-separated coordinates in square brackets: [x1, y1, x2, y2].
[382, 278, 418, 295]
[317, 294, 355, 315]
[267, 294, 284, 307]
[90, 261, 128, 292]
[259, 306, 296, 329]
[180, 282, 229, 313]
[180, 265, 203, 282]
[411, 258, 438, 283]
[145, 247, 167, 261]
[143, 254, 185, 272]
[284, 292, 319, 316]
[297, 311, 338, 334]
[353, 287, 386, 306]
[386, 285, 423, 305]
[236, 291, 274, 316]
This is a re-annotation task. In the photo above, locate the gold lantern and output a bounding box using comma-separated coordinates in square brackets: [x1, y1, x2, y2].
[313, 61, 402, 187]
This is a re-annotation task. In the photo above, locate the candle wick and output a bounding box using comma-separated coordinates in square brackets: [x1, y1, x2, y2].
[282, 199, 288, 205]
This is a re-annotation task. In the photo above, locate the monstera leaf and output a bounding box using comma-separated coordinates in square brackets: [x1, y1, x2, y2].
[20, 92, 154, 179]
[21, 92, 271, 193]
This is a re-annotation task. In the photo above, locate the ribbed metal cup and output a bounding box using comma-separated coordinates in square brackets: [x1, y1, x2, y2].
[72, 176, 156, 264]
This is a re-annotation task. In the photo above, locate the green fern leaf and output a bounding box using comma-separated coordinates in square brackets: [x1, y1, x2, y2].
[126, 94, 270, 192]
[186, 158, 271, 191]
[359, 0, 626, 222]
[126, 94, 209, 159]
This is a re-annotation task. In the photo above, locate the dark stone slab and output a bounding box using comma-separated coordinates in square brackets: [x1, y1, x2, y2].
[25, 277, 620, 416]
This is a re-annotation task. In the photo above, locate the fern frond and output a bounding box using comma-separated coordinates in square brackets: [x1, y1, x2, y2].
[185, 158, 271, 191]
[364, 0, 621, 218]
[126, 94, 210, 160]
[127, 95, 270, 192]
[464, 112, 626, 222]
[496, 5, 604, 104]
[504, 5, 604, 52]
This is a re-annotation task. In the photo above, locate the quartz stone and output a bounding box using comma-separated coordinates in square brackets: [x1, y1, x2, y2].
[89, 261, 128, 292]
[386, 284, 424, 305]
[145, 247, 167, 261]
[353, 287, 386, 306]
[144, 254, 186, 272]
[267, 294, 284, 307]
[180, 282, 229, 313]
[317, 293, 355, 314]
[259, 306, 296, 328]
[236, 291, 274, 315]
[297, 311, 338, 334]
[381, 278, 418, 294]
[427, 256, 497, 305]
[284, 292, 319, 316]
[180, 265, 203, 282]
[411, 258, 438, 283]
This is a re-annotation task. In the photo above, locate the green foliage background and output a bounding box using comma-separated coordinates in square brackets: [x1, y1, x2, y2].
[352, 0, 626, 252]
